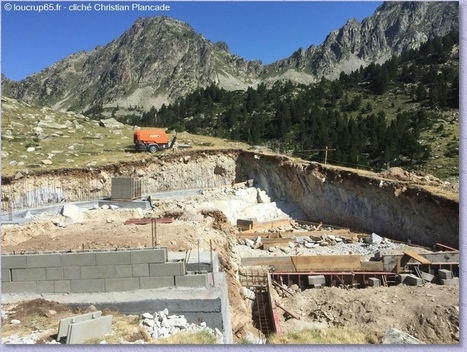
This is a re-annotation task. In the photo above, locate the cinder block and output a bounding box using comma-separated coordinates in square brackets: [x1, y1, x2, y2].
[400, 274, 423, 286]
[105, 278, 140, 292]
[27, 253, 61, 268]
[46, 267, 64, 280]
[54, 280, 71, 293]
[1, 255, 27, 269]
[12, 268, 46, 281]
[421, 271, 435, 283]
[66, 315, 112, 344]
[71, 279, 105, 293]
[368, 277, 381, 287]
[96, 251, 131, 265]
[1, 269, 11, 282]
[175, 274, 208, 288]
[438, 269, 454, 280]
[1, 281, 37, 294]
[61, 252, 96, 267]
[139, 276, 175, 289]
[57, 311, 102, 341]
[440, 277, 459, 286]
[150, 261, 185, 277]
[130, 248, 167, 264]
[115, 265, 132, 278]
[308, 275, 326, 287]
[132, 264, 149, 277]
[80, 266, 115, 279]
[37, 281, 55, 294]
[63, 267, 81, 280]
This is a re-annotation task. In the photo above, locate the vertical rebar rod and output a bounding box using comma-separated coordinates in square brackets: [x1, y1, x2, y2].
[210, 239, 215, 286]
[198, 239, 201, 273]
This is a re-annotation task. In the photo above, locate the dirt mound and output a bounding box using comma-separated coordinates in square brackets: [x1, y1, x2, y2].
[9, 299, 72, 321]
[274, 284, 459, 344]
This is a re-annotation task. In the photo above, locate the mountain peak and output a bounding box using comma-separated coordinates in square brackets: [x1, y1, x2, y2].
[3, 2, 458, 114]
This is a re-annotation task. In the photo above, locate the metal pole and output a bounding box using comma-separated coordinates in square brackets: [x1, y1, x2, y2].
[198, 239, 201, 273]
[210, 239, 215, 286]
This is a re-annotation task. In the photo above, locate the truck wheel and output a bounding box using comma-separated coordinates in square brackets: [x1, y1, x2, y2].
[148, 145, 159, 153]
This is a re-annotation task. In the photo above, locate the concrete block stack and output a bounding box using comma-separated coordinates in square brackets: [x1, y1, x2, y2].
[438, 269, 459, 285]
[1, 247, 209, 295]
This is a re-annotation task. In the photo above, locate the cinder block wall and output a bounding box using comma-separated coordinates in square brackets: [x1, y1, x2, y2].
[1, 248, 209, 294]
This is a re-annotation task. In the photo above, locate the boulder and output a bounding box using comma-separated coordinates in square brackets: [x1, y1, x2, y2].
[99, 118, 124, 129]
[366, 232, 382, 245]
[61, 204, 84, 223]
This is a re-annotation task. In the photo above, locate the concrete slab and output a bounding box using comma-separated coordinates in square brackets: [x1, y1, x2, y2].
[66, 315, 112, 344]
[57, 311, 103, 342]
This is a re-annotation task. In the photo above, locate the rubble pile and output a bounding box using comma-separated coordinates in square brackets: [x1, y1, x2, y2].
[140, 309, 224, 343]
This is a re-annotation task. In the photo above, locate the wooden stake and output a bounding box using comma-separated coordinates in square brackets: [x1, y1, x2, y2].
[275, 301, 300, 320]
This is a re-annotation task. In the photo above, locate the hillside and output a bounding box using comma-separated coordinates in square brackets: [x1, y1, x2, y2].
[0, 96, 254, 178]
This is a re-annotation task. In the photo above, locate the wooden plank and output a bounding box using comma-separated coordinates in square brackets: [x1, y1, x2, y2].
[435, 243, 458, 252]
[274, 301, 300, 320]
[403, 250, 432, 265]
[360, 261, 384, 272]
[291, 255, 361, 272]
[241, 256, 296, 272]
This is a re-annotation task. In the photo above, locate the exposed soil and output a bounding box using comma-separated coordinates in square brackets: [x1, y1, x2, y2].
[273, 284, 459, 344]
[1, 186, 460, 344]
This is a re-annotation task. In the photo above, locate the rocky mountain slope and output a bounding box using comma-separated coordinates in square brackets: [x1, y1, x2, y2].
[270, 1, 458, 80]
[2, 1, 458, 113]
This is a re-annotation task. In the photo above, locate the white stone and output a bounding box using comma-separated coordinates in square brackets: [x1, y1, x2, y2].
[142, 312, 154, 320]
[61, 204, 84, 223]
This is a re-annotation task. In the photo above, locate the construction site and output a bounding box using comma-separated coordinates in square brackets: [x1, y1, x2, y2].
[0, 150, 460, 344]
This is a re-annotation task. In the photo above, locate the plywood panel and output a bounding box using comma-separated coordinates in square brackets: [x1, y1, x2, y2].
[291, 255, 361, 272]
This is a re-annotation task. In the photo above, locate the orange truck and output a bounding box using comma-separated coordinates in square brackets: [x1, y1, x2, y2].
[133, 129, 177, 153]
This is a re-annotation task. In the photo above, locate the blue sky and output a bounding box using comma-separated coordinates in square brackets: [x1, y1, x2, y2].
[1, 1, 383, 81]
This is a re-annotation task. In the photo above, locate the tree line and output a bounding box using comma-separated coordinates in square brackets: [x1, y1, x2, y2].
[134, 32, 459, 170]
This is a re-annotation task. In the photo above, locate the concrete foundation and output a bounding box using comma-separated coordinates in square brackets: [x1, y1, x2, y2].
[1, 249, 232, 343]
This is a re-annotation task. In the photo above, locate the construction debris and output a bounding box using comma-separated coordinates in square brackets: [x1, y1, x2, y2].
[140, 308, 223, 343]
